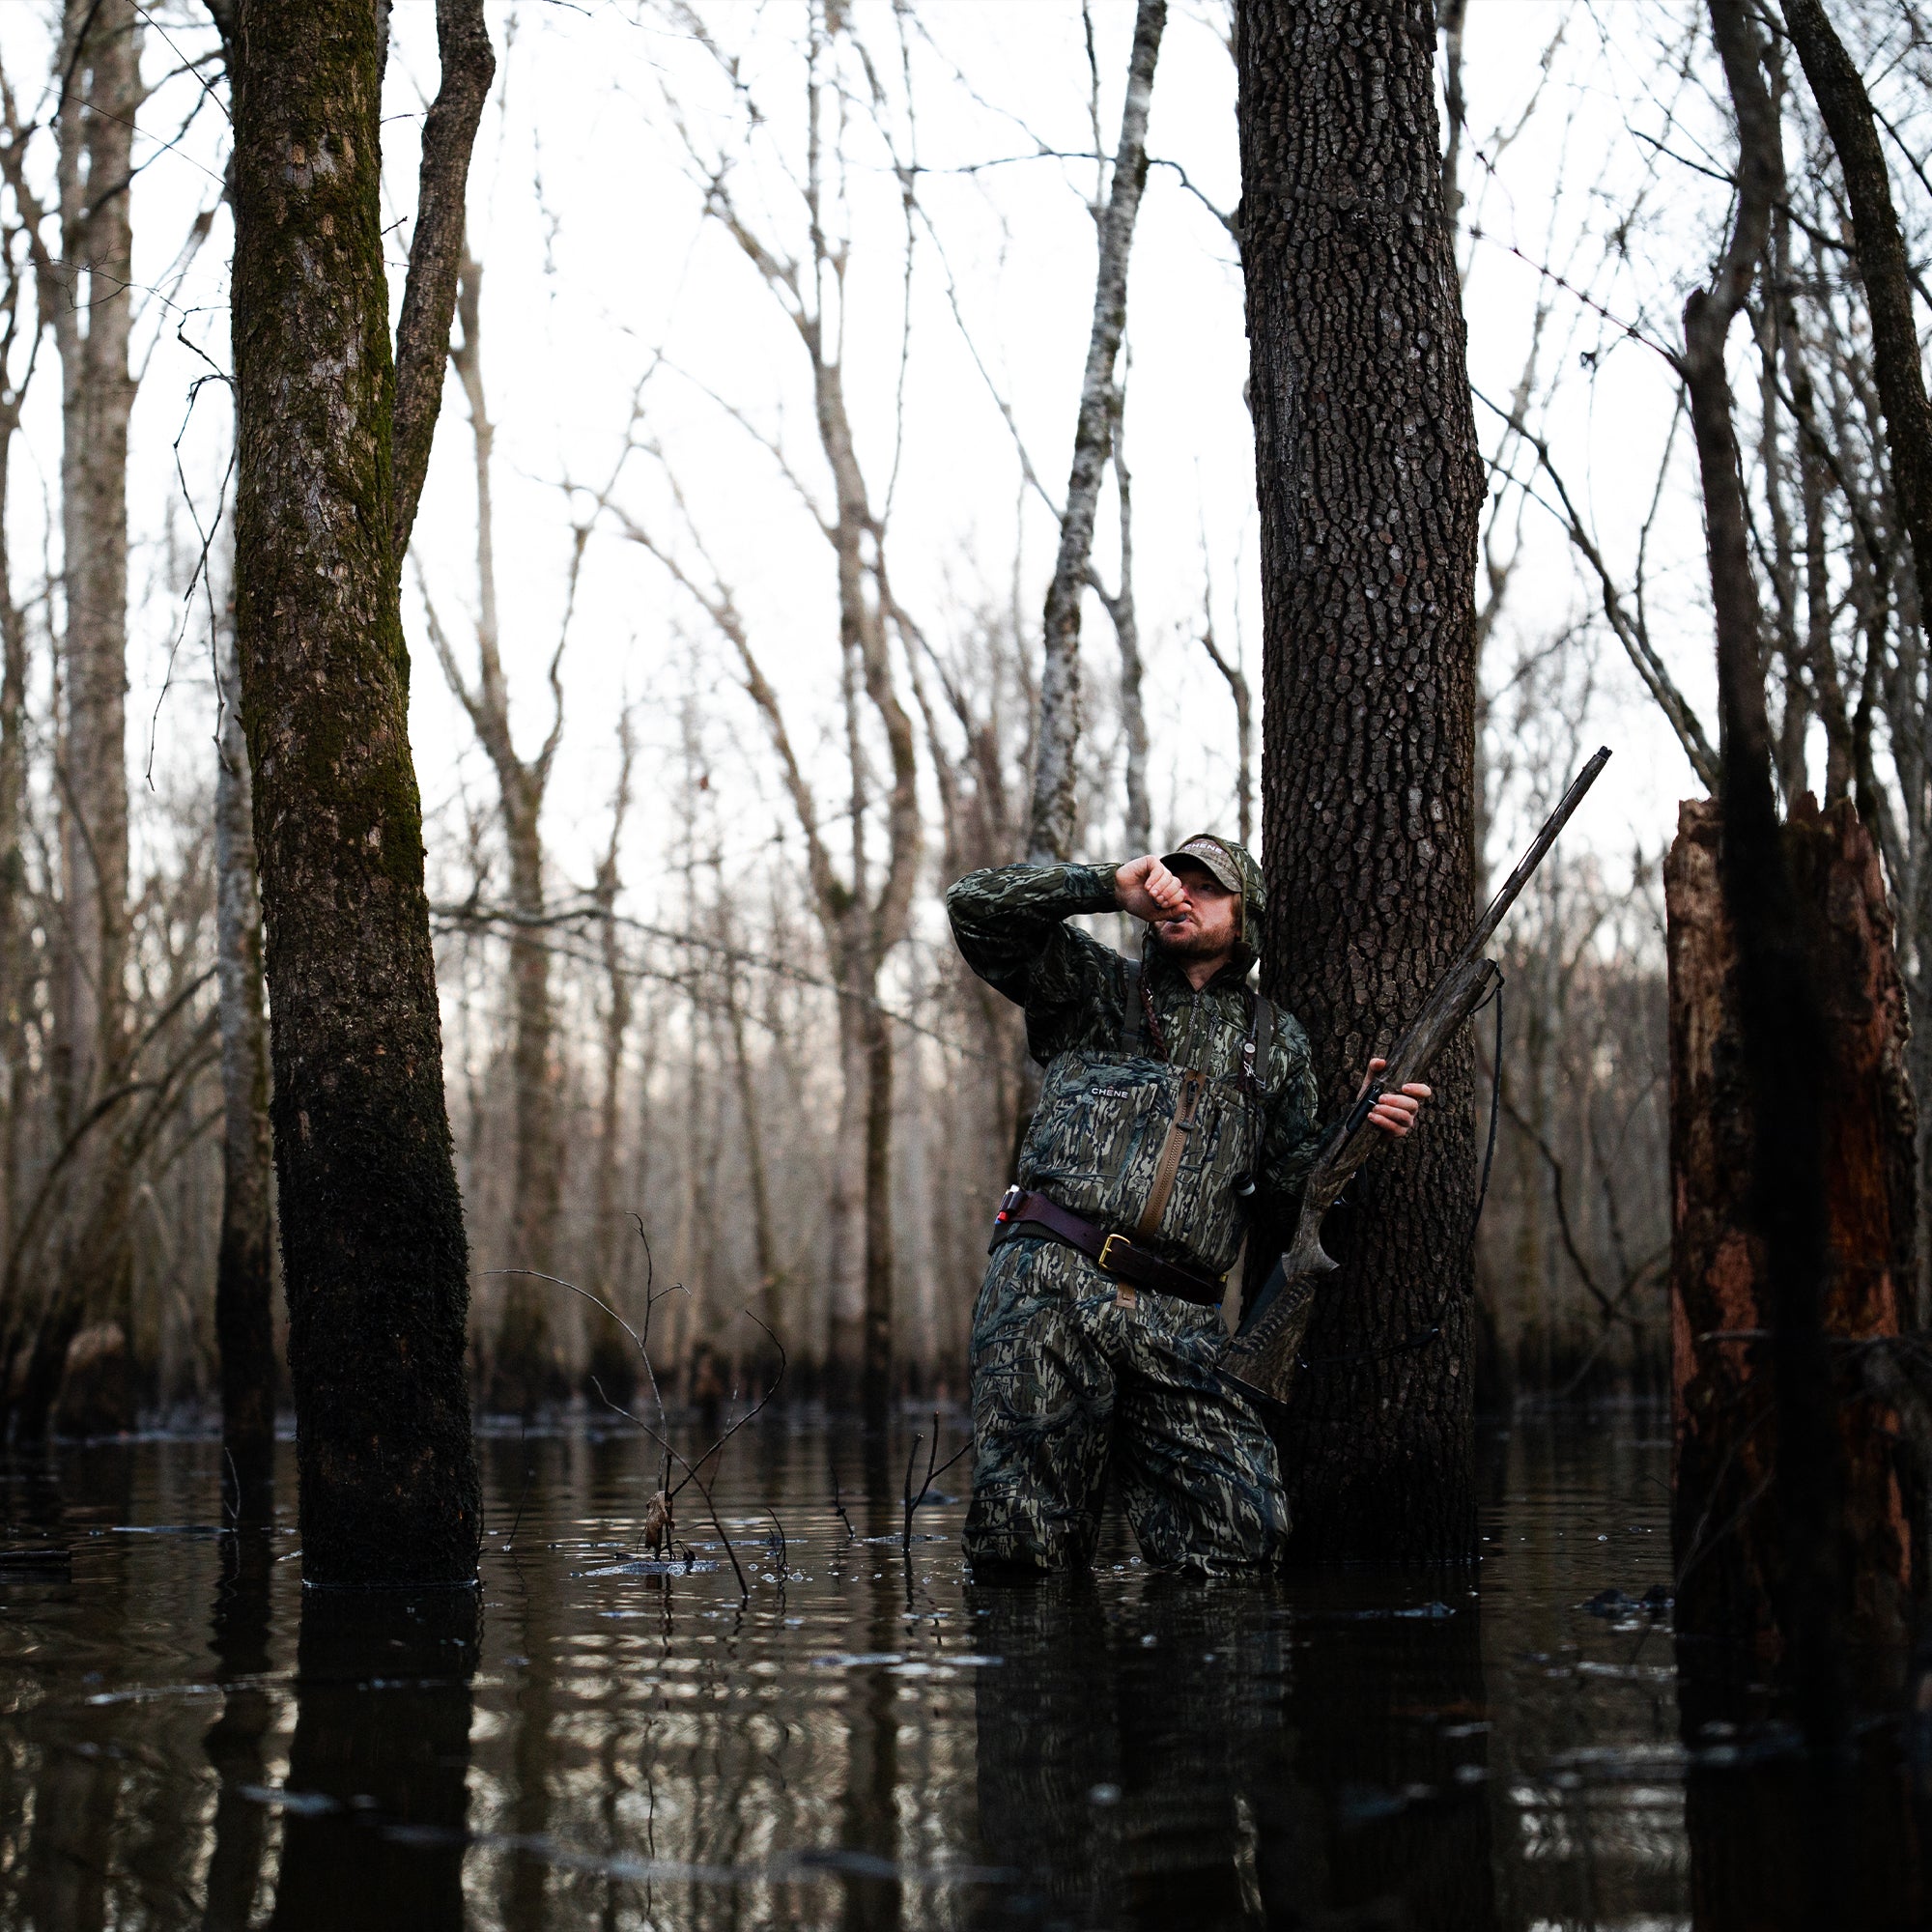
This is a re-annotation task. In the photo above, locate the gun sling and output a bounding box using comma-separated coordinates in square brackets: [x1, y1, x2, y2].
[989, 1187, 1227, 1308]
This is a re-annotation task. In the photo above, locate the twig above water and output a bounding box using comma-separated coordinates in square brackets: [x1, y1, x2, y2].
[902, 1409, 972, 1557]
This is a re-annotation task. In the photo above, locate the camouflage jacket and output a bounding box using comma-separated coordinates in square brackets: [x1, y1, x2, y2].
[947, 862, 1322, 1277]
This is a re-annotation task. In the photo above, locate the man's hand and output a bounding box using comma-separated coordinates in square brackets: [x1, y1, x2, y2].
[1115, 854, 1190, 923]
[1359, 1057, 1432, 1138]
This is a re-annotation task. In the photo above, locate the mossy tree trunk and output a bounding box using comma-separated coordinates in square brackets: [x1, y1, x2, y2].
[1237, 0, 1486, 1560]
[229, 0, 493, 1585]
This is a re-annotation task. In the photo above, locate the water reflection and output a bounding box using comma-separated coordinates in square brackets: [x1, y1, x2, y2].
[267, 1589, 477, 1930]
[0, 1415, 1921, 1928]
[1674, 1638, 1925, 1930]
[202, 1528, 274, 1931]
[968, 1568, 1495, 1929]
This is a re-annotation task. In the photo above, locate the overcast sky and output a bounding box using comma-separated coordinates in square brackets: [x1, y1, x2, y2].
[3, 0, 1794, 939]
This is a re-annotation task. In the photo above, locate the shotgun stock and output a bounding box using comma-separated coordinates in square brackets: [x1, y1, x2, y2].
[1221, 746, 1612, 1406]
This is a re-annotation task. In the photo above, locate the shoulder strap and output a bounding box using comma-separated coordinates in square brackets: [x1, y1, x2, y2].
[1242, 993, 1277, 1094]
[1121, 957, 1144, 1055]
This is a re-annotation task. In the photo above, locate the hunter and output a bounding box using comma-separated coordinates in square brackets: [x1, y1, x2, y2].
[948, 838, 1429, 1575]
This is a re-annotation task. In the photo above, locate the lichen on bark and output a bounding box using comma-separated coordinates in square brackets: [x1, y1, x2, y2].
[229, 0, 484, 1585]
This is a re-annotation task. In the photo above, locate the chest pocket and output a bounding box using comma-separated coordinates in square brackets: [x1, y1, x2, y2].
[1019, 1050, 1177, 1227]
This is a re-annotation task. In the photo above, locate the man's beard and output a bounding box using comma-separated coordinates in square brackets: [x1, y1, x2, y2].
[1153, 921, 1232, 961]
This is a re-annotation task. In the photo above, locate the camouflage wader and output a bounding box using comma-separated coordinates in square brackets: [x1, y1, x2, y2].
[966, 1235, 1290, 1572]
[947, 855, 1323, 1577]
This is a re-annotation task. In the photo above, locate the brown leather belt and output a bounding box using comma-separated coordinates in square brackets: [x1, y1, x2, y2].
[989, 1187, 1227, 1309]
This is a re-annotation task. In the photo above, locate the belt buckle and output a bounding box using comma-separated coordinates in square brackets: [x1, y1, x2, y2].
[1098, 1233, 1131, 1273]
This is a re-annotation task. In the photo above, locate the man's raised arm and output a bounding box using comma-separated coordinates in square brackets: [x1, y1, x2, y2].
[946, 862, 1125, 1009]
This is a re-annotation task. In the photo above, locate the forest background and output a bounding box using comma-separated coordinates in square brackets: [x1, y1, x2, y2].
[3, 0, 1915, 1424]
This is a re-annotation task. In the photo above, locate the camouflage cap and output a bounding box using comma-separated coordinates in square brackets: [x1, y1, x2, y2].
[1161, 834, 1265, 948]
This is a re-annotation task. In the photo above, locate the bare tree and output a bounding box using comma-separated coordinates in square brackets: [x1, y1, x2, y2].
[618, 3, 923, 1417]
[0, 2, 146, 1429]
[420, 246, 573, 1413]
[46, 0, 141, 1134]
[1027, 0, 1165, 864]
[1673, 0, 1857, 1773]
[1196, 548, 1251, 850]
[586, 706, 639, 1401]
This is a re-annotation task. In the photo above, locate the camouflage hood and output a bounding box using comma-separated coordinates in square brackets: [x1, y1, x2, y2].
[1159, 834, 1265, 972]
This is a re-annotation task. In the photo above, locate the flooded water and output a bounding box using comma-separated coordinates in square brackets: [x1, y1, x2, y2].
[0, 1411, 1921, 1929]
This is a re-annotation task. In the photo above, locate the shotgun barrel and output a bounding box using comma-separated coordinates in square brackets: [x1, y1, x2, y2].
[1220, 745, 1612, 1406]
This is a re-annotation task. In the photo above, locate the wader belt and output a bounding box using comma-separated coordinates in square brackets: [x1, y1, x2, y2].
[988, 1187, 1226, 1309]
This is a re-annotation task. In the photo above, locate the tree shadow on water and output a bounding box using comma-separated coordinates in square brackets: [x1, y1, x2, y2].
[264, 1586, 479, 1931]
[965, 1566, 1496, 1931]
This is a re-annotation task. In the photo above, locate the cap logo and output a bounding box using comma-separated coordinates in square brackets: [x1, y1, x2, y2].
[1162, 837, 1242, 894]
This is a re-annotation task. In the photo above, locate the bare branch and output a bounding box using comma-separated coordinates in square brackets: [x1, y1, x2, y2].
[390, 0, 495, 561]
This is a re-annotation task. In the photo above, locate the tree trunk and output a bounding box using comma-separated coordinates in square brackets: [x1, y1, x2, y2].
[1237, 0, 1485, 1560]
[213, 611, 275, 1516]
[817, 361, 919, 1425]
[229, 0, 485, 1585]
[825, 950, 870, 1402]
[1027, 0, 1165, 864]
[41, 0, 140, 1431]
[434, 248, 564, 1411]
[1680, 0, 1848, 1776]
[1783, 0, 1932, 626]
[722, 951, 783, 1367]
[0, 384, 28, 1264]
[587, 724, 637, 1406]
[1198, 607, 1252, 851]
[860, 989, 895, 1419]
[490, 791, 562, 1409]
[1100, 386, 1151, 855]
[51, 0, 137, 1131]
[1667, 795, 1914, 1648]
[1784, 0, 1932, 1331]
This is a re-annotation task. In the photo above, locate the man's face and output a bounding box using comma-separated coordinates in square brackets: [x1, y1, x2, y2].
[1152, 860, 1239, 961]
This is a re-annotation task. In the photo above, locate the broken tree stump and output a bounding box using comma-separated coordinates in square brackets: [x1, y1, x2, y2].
[1667, 794, 1916, 1647]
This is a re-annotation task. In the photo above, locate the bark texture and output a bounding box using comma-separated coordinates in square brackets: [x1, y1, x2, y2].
[214, 615, 275, 1513]
[1667, 796, 1914, 1646]
[230, 0, 484, 1584]
[1237, 0, 1486, 1559]
[1027, 0, 1165, 865]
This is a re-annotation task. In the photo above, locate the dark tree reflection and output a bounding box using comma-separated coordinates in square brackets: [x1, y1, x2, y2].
[968, 1566, 1495, 1929]
[1676, 1635, 1925, 1928]
[201, 1525, 274, 1931]
[266, 1589, 479, 1930]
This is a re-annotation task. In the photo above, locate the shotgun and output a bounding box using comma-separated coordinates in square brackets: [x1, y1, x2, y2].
[1221, 746, 1612, 1406]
